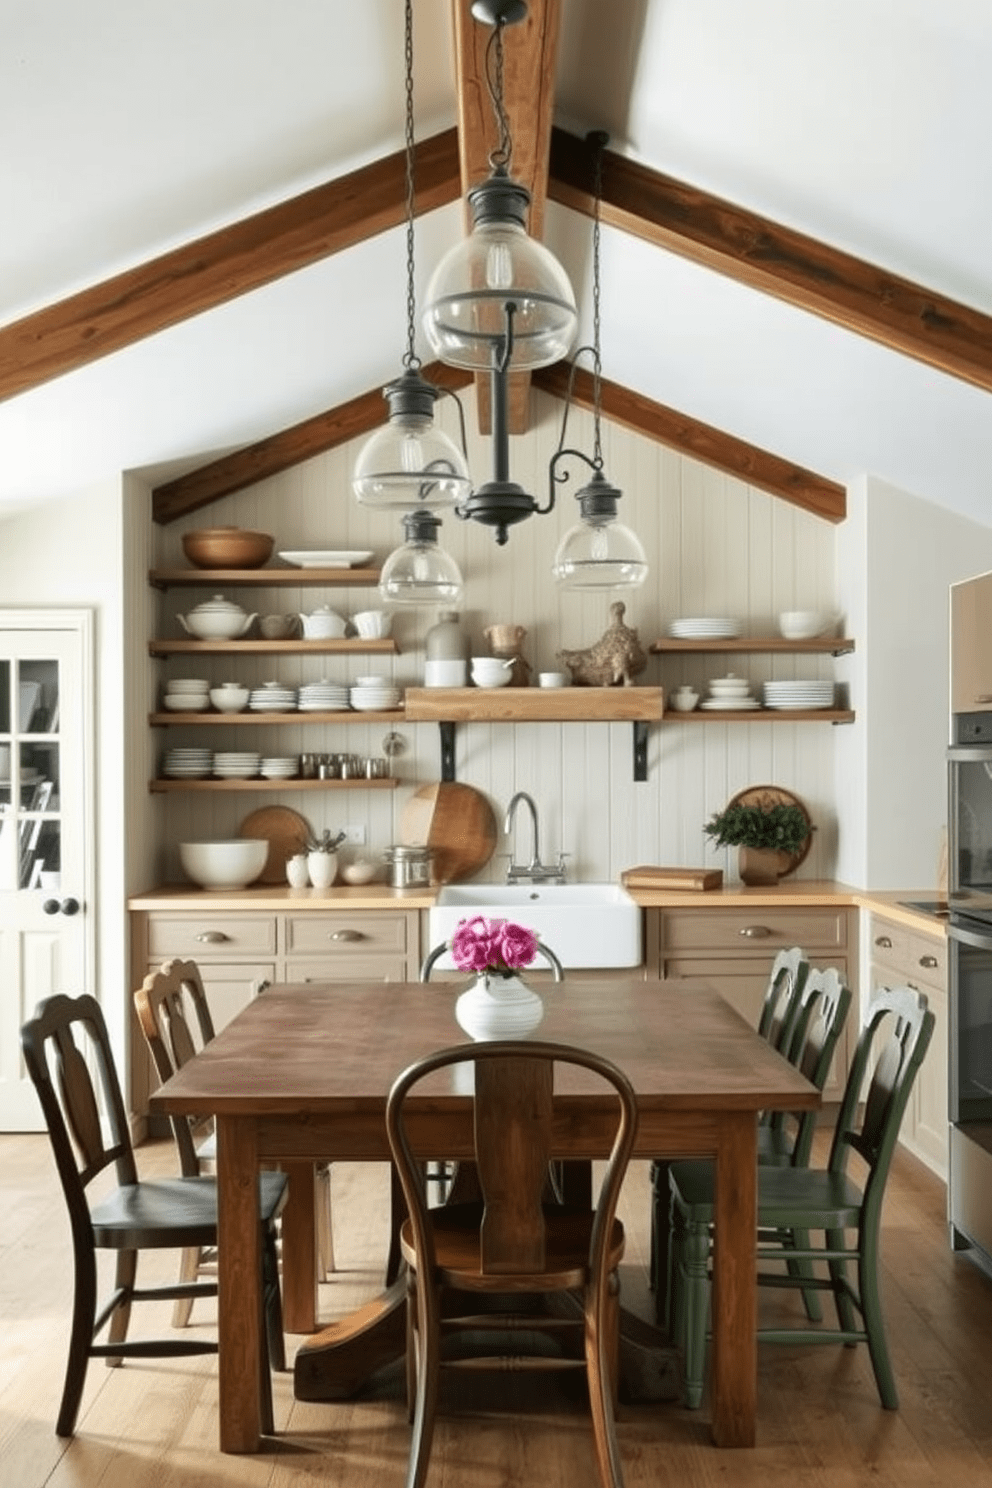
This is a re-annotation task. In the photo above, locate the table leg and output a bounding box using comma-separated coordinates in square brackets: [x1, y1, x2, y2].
[281, 1160, 318, 1333]
[710, 1112, 757, 1448]
[217, 1116, 263, 1453]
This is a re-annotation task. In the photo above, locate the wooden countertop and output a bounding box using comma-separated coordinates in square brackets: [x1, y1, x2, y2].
[127, 882, 438, 911]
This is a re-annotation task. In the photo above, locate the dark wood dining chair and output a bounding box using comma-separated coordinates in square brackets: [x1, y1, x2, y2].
[134, 957, 336, 1323]
[20, 991, 287, 1437]
[386, 1039, 639, 1488]
[668, 985, 934, 1410]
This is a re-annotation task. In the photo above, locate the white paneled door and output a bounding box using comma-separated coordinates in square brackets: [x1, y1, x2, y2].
[0, 612, 93, 1129]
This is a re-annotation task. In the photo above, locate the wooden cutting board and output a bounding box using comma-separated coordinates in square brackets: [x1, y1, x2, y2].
[400, 782, 498, 884]
[239, 805, 311, 884]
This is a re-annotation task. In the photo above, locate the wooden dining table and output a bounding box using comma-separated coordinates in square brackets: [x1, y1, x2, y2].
[148, 975, 819, 1454]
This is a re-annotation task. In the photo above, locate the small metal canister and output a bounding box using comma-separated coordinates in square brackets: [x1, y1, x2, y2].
[383, 844, 434, 889]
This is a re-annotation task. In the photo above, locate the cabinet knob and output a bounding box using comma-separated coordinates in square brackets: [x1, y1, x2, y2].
[919, 954, 939, 970]
[60, 897, 80, 917]
[329, 928, 364, 943]
[739, 925, 771, 939]
[257, 980, 271, 995]
[42, 898, 60, 916]
[875, 935, 893, 949]
[195, 931, 229, 944]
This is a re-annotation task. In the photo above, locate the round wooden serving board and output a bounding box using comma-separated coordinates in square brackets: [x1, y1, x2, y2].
[239, 805, 312, 884]
[400, 782, 498, 884]
[724, 784, 813, 876]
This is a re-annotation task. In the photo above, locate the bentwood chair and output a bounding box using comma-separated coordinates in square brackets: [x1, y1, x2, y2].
[386, 1039, 638, 1488]
[21, 992, 287, 1436]
[668, 985, 934, 1411]
[134, 958, 336, 1322]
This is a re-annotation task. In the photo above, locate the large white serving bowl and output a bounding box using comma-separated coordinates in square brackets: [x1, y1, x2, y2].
[778, 610, 833, 639]
[428, 883, 641, 969]
[179, 838, 268, 890]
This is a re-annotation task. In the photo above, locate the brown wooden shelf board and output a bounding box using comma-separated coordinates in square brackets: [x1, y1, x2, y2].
[670, 708, 856, 724]
[649, 636, 855, 656]
[149, 638, 398, 656]
[404, 685, 664, 723]
[149, 567, 382, 589]
[149, 709, 406, 726]
[149, 777, 399, 793]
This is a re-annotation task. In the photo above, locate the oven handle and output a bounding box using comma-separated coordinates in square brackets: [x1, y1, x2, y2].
[948, 745, 992, 762]
[947, 920, 992, 951]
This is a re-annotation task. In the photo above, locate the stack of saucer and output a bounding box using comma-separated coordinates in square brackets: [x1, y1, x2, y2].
[163, 678, 210, 712]
[762, 680, 835, 710]
[350, 677, 402, 711]
[249, 681, 298, 712]
[298, 680, 351, 712]
[212, 751, 261, 779]
[163, 747, 212, 778]
[700, 675, 760, 711]
[260, 756, 298, 780]
[668, 617, 742, 640]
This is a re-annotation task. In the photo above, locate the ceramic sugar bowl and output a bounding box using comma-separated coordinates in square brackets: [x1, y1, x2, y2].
[177, 595, 257, 640]
[671, 685, 699, 712]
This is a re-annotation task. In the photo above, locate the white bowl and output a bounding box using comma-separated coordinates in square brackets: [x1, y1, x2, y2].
[178, 839, 268, 890]
[778, 610, 833, 640]
[352, 610, 392, 639]
[471, 667, 512, 689]
[209, 686, 250, 712]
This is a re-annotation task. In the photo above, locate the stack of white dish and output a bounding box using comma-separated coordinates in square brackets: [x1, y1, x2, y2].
[668, 617, 742, 640]
[701, 675, 760, 711]
[249, 682, 298, 712]
[763, 680, 835, 710]
[163, 747, 212, 778]
[213, 751, 261, 778]
[298, 680, 351, 711]
[260, 756, 298, 780]
[350, 677, 402, 711]
[163, 678, 210, 712]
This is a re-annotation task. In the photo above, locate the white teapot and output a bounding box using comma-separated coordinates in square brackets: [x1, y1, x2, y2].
[297, 605, 347, 640]
[177, 594, 257, 640]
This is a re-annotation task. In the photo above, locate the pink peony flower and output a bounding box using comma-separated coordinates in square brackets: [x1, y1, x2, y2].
[495, 920, 539, 969]
[449, 915, 539, 976]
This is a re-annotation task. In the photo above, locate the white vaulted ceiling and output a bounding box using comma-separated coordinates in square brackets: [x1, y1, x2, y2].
[1, 0, 991, 524]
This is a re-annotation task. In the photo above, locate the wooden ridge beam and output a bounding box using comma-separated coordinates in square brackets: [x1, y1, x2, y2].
[0, 129, 461, 406]
[533, 362, 846, 522]
[549, 126, 992, 397]
[152, 363, 473, 524]
[452, 0, 561, 434]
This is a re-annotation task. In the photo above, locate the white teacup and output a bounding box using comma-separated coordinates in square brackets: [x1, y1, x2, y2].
[352, 609, 392, 639]
[260, 614, 297, 639]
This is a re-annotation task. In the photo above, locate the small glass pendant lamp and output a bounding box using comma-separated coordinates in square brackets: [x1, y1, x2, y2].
[378, 510, 464, 606]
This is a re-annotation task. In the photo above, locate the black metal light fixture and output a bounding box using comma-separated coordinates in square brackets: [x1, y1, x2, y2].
[378, 509, 464, 606]
[550, 133, 647, 590]
[352, 0, 471, 515]
[422, 0, 578, 545]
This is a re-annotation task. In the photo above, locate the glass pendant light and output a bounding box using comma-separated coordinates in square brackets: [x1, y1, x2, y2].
[379, 510, 464, 606]
[352, 0, 470, 512]
[550, 134, 647, 592]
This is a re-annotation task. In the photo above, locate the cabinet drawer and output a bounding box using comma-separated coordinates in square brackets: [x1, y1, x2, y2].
[284, 955, 409, 983]
[868, 916, 914, 971]
[146, 914, 277, 959]
[662, 907, 847, 955]
[869, 916, 947, 989]
[284, 912, 410, 956]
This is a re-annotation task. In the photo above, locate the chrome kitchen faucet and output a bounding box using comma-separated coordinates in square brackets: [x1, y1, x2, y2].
[503, 792, 568, 884]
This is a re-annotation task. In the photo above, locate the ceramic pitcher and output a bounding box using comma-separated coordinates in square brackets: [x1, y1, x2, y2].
[484, 623, 530, 687]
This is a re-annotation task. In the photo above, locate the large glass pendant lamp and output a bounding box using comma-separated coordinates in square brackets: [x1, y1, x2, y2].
[352, 0, 470, 513]
[421, 0, 578, 545]
[378, 510, 464, 606]
[550, 134, 647, 591]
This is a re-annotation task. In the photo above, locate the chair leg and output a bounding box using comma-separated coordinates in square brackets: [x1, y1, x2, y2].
[860, 1230, 898, 1409]
[406, 1278, 441, 1488]
[315, 1164, 335, 1281]
[585, 1273, 626, 1488]
[172, 1246, 202, 1327]
[57, 1244, 98, 1437]
[106, 1249, 137, 1363]
[405, 1268, 418, 1424]
[385, 1163, 405, 1288]
[826, 1227, 859, 1336]
[784, 1227, 823, 1322]
[263, 1226, 286, 1373]
[649, 1160, 671, 1327]
[679, 1217, 710, 1410]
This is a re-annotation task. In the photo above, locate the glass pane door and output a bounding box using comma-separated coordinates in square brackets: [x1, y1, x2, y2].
[0, 656, 61, 891]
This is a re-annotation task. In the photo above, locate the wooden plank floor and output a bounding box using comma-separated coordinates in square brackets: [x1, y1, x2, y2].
[3, 1132, 992, 1487]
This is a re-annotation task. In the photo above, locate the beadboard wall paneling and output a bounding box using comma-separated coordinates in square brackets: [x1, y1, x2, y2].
[155, 390, 839, 887]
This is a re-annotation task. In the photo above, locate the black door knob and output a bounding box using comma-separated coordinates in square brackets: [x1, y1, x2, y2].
[60, 897, 80, 916]
[42, 898, 60, 916]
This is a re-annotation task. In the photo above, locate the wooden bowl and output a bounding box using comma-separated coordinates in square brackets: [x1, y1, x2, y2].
[182, 527, 274, 569]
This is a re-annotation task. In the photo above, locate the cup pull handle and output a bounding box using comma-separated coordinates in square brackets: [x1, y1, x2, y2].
[875, 935, 893, 949]
[919, 954, 939, 970]
[329, 929, 364, 942]
[739, 925, 771, 939]
[195, 931, 230, 944]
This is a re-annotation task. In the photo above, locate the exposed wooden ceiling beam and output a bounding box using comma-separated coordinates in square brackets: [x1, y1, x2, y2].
[153, 362, 473, 524]
[549, 126, 992, 398]
[533, 362, 846, 522]
[0, 130, 461, 406]
[452, 0, 561, 434]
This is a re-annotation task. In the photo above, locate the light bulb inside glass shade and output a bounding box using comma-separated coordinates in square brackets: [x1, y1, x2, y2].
[423, 178, 577, 371]
[552, 517, 648, 590]
[379, 529, 464, 606]
[353, 416, 470, 510]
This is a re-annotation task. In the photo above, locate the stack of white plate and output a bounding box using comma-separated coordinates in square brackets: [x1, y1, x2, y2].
[249, 682, 298, 712]
[700, 674, 760, 711]
[298, 680, 351, 712]
[762, 680, 835, 710]
[163, 747, 213, 778]
[163, 678, 210, 712]
[350, 679, 402, 711]
[213, 751, 261, 778]
[260, 756, 298, 780]
[669, 617, 742, 640]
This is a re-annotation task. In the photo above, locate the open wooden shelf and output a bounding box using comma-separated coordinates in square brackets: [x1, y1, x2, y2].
[149, 709, 406, 727]
[404, 685, 664, 723]
[149, 777, 399, 793]
[149, 566, 382, 589]
[149, 638, 398, 657]
[649, 636, 855, 656]
[671, 708, 856, 724]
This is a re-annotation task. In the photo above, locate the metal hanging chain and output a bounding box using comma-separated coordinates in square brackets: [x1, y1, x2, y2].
[590, 134, 606, 468]
[402, 0, 420, 370]
[485, 21, 513, 172]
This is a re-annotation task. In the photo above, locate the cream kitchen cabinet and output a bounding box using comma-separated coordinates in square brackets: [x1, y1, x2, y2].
[951, 569, 992, 715]
[646, 904, 854, 1098]
[868, 912, 948, 1179]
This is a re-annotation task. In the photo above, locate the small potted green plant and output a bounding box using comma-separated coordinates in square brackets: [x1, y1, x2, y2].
[703, 798, 812, 885]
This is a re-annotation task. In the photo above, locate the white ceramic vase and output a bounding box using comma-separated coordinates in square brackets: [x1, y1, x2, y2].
[454, 972, 545, 1041]
[286, 853, 310, 888]
[307, 850, 337, 888]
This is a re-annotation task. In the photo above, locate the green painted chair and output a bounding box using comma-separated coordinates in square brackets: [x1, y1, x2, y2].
[668, 984, 934, 1411]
